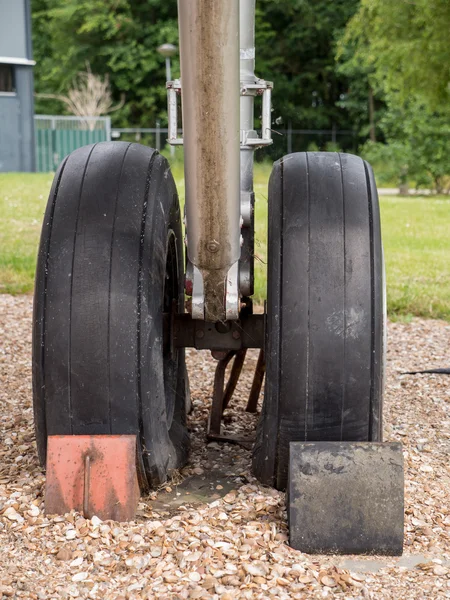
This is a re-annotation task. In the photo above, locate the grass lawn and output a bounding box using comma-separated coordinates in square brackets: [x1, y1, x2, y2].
[1, 163, 449, 320]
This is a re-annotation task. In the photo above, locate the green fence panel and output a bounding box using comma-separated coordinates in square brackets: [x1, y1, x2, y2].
[34, 118, 110, 172]
[35, 128, 54, 173]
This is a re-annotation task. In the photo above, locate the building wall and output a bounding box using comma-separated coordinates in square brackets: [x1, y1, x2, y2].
[0, 0, 28, 59]
[0, 0, 35, 172]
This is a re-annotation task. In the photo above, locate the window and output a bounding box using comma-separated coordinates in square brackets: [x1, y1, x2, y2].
[0, 64, 14, 92]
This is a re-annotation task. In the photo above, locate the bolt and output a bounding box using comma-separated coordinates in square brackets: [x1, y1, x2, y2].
[232, 330, 241, 340]
[207, 240, 220, 253]
[196, 330, 204, 339]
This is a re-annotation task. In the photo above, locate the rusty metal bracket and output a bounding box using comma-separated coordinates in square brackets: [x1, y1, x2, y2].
[45, 435, 140, 522]
[246, 348, 265, 413]
[223, 349, 247, 411]
[170, 312, 264, 351]
[207, 350, 255, 448]
[208, 351, 236, 437]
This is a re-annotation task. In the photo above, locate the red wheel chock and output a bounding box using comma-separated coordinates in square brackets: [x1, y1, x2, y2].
[45, 435, 140, 522]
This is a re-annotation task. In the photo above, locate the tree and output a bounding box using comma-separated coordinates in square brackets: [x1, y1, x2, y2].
[32, 0, 362, 139]
[255, 0, 360, 130]
[32, 0, 179, 127]
[362, 102, 450, 193]
[36, 64, 124, 128]
[340, 0, 450, 192]
[335, 37, 386, 145]
[342, 0, 450, 109]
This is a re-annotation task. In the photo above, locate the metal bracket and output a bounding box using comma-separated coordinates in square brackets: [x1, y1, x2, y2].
[170, 312, 264, 351]
[191, 265, 205, 320]
[240, 79, 273, 148]
[226, 261, 240, 320]
[166, 78, 273, 149]
[189, 262, 240, 321]
[206, 348, 265, 447]
[207, 350, 255, 448]
[166, 79, 183, 145]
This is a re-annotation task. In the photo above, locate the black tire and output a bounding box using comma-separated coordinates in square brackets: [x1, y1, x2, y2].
[32, 142, 189, 490]
[252, 152, 385, 490]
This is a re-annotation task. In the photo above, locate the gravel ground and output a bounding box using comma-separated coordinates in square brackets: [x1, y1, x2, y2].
[0, 294, 449, 600]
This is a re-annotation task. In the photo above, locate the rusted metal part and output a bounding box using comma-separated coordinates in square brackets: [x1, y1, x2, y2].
[208, 352, 236, 436]
[45, 435, 140, 522]
[207, 350, 256, 448]
[246, 348, 265, 412]
[178, 0, 241, 321]
[206, 431, 255, 450]
[170, 313, 264, 351]
[223, 349, 247, 411]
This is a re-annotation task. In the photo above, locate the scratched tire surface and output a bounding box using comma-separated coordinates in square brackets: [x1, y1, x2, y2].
[32, 142, 189, 490]
[252, 152, 384, 490]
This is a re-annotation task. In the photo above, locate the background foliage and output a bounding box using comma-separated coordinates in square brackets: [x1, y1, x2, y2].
[340, 0, 450, 189]
[32, 0, 364, 132]
[31, 0, 450, 189]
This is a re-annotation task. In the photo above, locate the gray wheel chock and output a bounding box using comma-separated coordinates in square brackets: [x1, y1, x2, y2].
[287, 442, 404, 555]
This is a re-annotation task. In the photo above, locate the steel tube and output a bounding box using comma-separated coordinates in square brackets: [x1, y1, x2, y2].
[178, 0, 240, 321]
[167, 88, 178, 142]
[240, 0, 257, 192]
[165, 57, 171, 83]
[262, 88, 272, 140]
[239, 0, 257, 297]
[240, 0, 256, 84]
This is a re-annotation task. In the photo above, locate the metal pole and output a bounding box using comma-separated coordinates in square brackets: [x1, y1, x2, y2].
[165, 58, 175, 157]
[156, 119, 161, 151]
[178, 0, 240, 321]
[105, 117, 111, 142]
[239, 0, 257, 297]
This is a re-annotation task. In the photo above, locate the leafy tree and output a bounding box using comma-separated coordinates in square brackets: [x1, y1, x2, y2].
[335, 31, 388, 145]
[32, 0, 362, 136]
[255, 0, 360, 130]
[362, 102, 450, 193]
[32, 0, 179, 126]
[342, 0, 450, 109]
[341, 0, 450, 192]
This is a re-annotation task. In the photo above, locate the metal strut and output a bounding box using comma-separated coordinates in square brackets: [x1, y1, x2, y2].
[207, 348, 265, 447]
[170, 0, 273, 320]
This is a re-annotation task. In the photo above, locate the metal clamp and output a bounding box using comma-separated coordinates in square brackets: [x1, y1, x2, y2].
[167, 78, 273, 149]
[240, 79, 273, 148]
[166, 79, 183, 145]
[190, 261, 240, 321]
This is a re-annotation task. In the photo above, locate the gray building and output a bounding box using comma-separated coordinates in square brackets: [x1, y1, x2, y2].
[0, 0, 35, 171]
